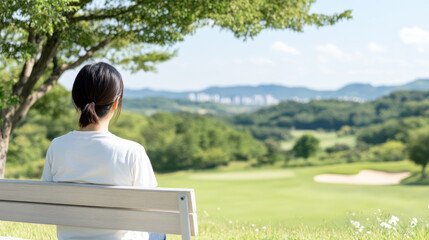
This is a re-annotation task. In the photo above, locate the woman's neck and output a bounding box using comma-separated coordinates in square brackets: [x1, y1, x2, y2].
[79, 124, 108, 132]
[79, 118, 111, 132]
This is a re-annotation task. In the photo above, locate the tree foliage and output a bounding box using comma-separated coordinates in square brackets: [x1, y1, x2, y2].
[325, 143, 350, 154]
[357, 117, 429, 144]
[142, 112, 266, 170]
[292, 134, 319, 159]
[408, 131, 429, 179]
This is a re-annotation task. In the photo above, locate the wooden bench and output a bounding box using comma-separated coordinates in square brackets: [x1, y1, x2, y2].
[0, 180, 198, 240]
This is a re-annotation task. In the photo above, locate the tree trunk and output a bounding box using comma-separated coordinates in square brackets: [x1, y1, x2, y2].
[0, 118, 13, 179]
[422, 164, 427, 180]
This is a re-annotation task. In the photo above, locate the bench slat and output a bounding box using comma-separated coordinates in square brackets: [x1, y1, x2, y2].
[0, 201, 197, 236]
[0, 180, 196, 213]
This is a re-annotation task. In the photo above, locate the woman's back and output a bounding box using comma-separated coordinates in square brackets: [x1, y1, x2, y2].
[42, 130, 156, 187]
[42, 131, 157, 240]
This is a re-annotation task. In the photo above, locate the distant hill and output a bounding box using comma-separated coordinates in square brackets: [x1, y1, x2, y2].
[124, 79, 429, 101]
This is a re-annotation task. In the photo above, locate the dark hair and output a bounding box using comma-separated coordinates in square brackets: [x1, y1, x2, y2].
[72, 62, 124, 128]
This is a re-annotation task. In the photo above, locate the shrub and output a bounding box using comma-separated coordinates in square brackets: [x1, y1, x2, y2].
[326, 144, 351, 154]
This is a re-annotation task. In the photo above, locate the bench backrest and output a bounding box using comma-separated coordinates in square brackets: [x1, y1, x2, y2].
[0, 180, 198, 240]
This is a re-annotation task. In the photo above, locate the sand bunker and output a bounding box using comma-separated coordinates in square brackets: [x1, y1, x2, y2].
[314, 170, 411, 185]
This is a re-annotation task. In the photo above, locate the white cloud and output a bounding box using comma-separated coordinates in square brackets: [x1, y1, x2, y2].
[368, 42, 387, 53]
[248, 57, 274, 66]
[315, 44, 344, 59]
[399, 27, 429, 52]
[271, 41, 301, 55]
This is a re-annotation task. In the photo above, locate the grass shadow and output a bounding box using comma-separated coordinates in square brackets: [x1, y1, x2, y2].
[401, 171, 429, 185]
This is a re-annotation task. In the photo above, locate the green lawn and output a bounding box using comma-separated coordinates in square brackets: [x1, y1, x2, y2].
[1, 161, 428, 239]
[281, 130, 356, 151]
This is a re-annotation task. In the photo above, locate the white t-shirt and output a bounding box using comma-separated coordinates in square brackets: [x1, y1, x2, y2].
[42, 130, 158, 240]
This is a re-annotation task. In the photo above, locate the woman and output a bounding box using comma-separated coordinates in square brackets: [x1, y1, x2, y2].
[42, 62, 164, 240]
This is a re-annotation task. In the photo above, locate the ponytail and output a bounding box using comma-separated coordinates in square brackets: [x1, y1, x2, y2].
[79, 102, 100, 128]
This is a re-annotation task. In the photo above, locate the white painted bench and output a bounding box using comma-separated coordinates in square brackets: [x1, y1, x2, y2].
[0, 180, 198, 240]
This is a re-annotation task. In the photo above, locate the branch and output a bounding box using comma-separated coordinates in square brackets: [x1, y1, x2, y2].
[66, 0, 93, 19]
[70, 4, 138, 23]
[17, 32, 61, 100]
[12, 34, 44, 97]
[29, 58, 62, 104]
[61, 37, 113, 71]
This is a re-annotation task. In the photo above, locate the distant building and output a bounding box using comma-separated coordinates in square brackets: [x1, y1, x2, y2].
[220, 97, 232, 104]
[233, 96, 241, 105]
[188, 93, 196, 101]
[188, 93, 281, 106]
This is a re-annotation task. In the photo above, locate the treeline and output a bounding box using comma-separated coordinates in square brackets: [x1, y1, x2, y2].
[111, 112, 267, 171]
[233, 90, 429, 130]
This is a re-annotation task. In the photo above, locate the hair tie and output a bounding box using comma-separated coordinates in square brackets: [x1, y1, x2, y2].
[90, 101, 95, 105]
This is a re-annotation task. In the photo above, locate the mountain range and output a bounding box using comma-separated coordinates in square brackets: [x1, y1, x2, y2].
[124, 79, 429, 101]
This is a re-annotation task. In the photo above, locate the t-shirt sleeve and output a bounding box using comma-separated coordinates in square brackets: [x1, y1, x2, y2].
[131, 145, 158, 187]
[41, 143, 54, 182]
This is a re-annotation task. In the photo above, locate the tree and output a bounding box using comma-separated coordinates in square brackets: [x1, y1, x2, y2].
[292, 134, 319, 159]
[257, 139, 284, 165]
[408, 132, 429, 179]
[0, 0, 351, 178]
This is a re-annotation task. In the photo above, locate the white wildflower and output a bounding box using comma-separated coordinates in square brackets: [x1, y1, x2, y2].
[358, 226, 365, 232]
[350, 220, 360, 228]
[380, 222, 392, 229]
[388, 216, 399, 226]
[255, 228, 259, 232]
[242, 226, 245, 230]
[411, 218, 418, 228]
[228, 220, 233, 224]
[366, 231, 371, 234]
[262, 226, 267, 230]
[251, 224, 255, 227]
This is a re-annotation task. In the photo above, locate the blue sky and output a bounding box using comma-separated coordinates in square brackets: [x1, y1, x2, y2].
[59, 0, 429, 91]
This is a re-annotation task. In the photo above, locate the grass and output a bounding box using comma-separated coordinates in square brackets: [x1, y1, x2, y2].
[281, 130, 356, 151]
[1, 161, 429, 239]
